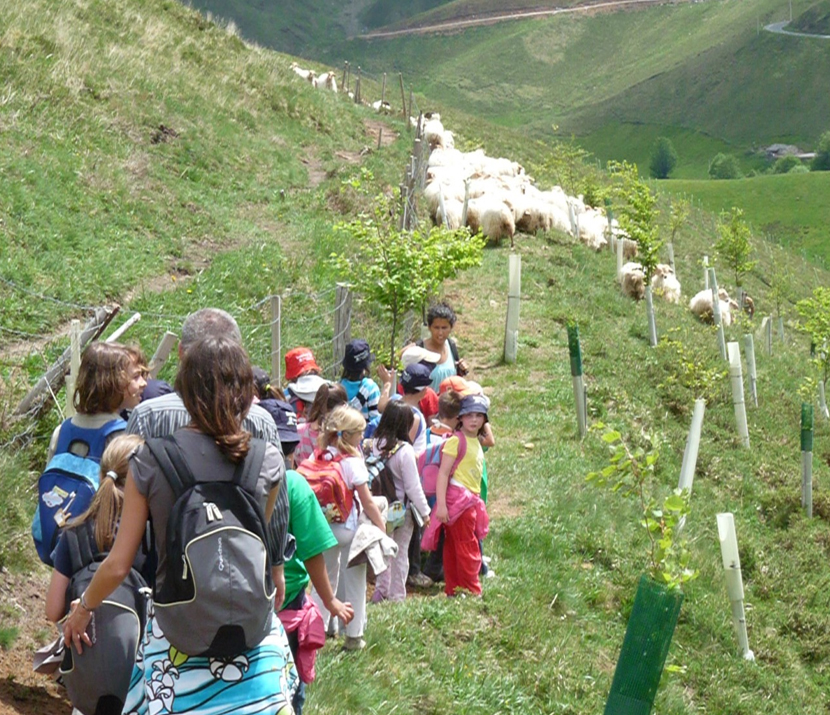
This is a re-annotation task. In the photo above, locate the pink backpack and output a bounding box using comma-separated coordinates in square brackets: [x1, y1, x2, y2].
[417, 432, 467, 497]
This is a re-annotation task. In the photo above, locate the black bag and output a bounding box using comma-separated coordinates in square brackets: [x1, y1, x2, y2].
[60, 521, 149, 715]
[364, 440, 405, 506]
[147, 433, 274, 657]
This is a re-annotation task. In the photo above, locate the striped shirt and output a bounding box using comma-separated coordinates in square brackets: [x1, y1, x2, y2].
[126, 393, 289, 566]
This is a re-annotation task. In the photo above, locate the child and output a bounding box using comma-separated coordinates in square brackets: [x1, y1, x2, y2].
[45, 433, 148, 715]
[284, 347, 328, 421]
[377, 345, 440, 423]
[432, 394, 490, 597]
[340, 339, 381, 428]
[294, 383, 348, 465]
[47, 342, 147, 460]
[369, 401, 430, 603]
[389, 363, 431, 453]
[304, 405, 386, 651]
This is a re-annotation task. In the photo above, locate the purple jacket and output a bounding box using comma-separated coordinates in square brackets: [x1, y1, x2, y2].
[420, 484, 489, 551]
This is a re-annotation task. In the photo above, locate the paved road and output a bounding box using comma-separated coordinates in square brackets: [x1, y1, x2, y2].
[357, 0, 686, 39]
[764, 20, 830, 38]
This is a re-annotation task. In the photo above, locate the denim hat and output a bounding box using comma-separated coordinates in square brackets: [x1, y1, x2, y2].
[458, 393, 489, 421]
[401, 362, 433, 391]
[343, 339, 374, 372]
[258, 398, 300, 450]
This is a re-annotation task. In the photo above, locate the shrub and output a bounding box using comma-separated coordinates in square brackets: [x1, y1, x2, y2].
[773, 155, 803, 174]
[811, 131, 830, 171]
[708, 153, 742, 179]
[649, 137, 678, 179]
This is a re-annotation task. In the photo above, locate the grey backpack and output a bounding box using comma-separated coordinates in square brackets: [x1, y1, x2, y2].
[146, 432, 274, 657]
[60, 521, 149, 715]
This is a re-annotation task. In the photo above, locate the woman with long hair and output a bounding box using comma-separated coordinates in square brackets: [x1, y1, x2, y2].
[62, 336, 297, 715]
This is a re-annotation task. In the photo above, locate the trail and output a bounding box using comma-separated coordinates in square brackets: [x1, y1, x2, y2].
[357, 0, 690, 39]
[764, 20, 830, 39]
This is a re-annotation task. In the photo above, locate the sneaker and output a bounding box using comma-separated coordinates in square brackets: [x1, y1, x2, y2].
[406, 573, 433, 588]
[343, 636, 366, 651]
[485, 568, 496, 579]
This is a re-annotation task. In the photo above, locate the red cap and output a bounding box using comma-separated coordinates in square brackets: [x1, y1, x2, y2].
[284, 347, 321, 381]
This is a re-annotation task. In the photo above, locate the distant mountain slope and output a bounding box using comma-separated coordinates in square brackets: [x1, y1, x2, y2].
[791, 0, 830, 33]
[325, 0, 829, 173]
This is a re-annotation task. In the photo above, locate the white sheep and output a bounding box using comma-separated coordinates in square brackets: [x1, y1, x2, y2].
[313, 72, 338, 92]
[435, 199, 463, 230]
[689, 288, 734, 326]
[650, 264, 681, 304]
[290, 62, 316, 83]
[621, 262, 646, 301]
[372, 100, 392, 114]
[479, 201, 516, 247]
[423, 118, 445, 149]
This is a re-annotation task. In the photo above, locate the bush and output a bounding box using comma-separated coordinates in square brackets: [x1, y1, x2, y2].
[708, 153, 742, 180]
[649, 137, 678, 179]
[811, 131, 830, 171]
[773, 155, 803, 174]
[789, 164, 810, 174]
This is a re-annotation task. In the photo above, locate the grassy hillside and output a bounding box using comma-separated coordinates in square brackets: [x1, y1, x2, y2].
[660, 172, 830, 266]
[325, 0, 830, 172]
[792, 0, 830, 33]
[5, 0, 830, 713]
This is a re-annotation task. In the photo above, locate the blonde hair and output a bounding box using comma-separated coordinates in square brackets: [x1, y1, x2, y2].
[317, 405, 366, 457]
[68, 433, 144, 552]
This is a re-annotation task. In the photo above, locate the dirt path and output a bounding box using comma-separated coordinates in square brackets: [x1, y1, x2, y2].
[357, 0, 693, 39]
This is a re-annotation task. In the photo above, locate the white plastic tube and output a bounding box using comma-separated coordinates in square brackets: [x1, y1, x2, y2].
[820, 382, 830, 419]
[717, 513, 755, 661]
[616, 234, 624, 281]
[645, 285, 658, 347]
[728, 342, 750, 447]
[743, 334, 758, 407]
[703, 255, 709, 289]
[678, 399, 705, 493]
[504, 254, 521, 364]
[710, 268, 727, 361]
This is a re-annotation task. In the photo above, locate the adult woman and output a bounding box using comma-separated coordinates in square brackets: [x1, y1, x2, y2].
[417, 302, 469, 393]
[63, 336, 296, 715]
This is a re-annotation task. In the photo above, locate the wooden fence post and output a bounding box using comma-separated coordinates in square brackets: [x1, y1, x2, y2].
[65, 320, 82, 417]
[270, 295, 282, 386]
[333, 284, 352, 377]
[567, 323, 587, 438]
[13, 305, 120, 420]
[148, 331, 178, 379]
[399, 73, 406, 119]
[105, 312, 142, 343]
[381, 72, 387, 105]
[802, 403, 814, 518]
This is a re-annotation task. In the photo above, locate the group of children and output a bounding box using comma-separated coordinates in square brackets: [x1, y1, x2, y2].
[36, 302, 493, 715]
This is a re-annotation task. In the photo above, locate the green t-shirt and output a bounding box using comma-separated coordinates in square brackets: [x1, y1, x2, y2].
[281, 469, 338, 609]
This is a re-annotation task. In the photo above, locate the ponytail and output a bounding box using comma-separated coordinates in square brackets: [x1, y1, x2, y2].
[67, 433, 144, 552]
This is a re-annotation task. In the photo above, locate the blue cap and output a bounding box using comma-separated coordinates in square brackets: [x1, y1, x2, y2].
[343, 339, 374, 372]
[401, 362, 433, 391]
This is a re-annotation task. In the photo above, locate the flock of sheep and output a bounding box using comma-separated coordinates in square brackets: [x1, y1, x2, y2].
[416, 115, 754, 326]
[286, 62, 755, 327]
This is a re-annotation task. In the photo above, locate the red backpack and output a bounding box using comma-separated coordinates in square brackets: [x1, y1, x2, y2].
[297, 449, 354, 523]
[417, 432, 467, 497]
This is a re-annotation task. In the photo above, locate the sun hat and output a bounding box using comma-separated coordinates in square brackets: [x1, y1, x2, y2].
[401, 345, 441, 368]
[343, 339, 374, 372]
[400, 363, 433, 391]
[457, 394, 489, 421]
[287, 373, 330, 403]
[438, 375, 472, 396]
[258, 399, 300, 450]
[284, 347, 321, 382]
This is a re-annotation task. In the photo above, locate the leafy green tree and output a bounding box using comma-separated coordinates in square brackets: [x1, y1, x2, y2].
[610, 161, 661, 282]
[649, 137, 678, 179]
[715, 207, 756, 291]
[330, 191, 485, 364]
[667, 198, 689, 251]
[812, 131, 830, 171]
[797, 287, 830, 391]
[773, 155, 803, 174]
[708, 153, 742, 180]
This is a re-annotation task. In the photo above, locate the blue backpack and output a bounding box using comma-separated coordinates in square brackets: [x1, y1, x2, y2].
[32, 418, 125, 566]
